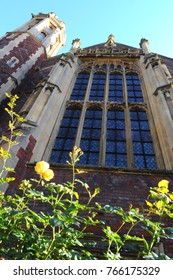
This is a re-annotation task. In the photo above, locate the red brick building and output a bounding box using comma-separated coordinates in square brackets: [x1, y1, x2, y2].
[1, 13, 173, 258]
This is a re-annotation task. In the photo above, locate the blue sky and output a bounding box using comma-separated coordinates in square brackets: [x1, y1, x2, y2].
[1, 0, 173, 57]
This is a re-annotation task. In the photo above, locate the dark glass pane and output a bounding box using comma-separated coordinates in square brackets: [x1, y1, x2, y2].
[126, 73, 144, 103]
[117, 142, 126, 152]
[143, 143, 155, 155]
[132, 131, 141, 141]
[106, 141, 115, 152]
[117, 155, 127, 167]
[70, 71, 90, 100]
[108, 72, 123, 102]
[134, 155, 145, 168]
[106, 155, 116, 166]
[50, 109, 81, 163]
[133, 142, 143, 154]
[80, 109, 102, 165]
[130, 110, 157, 169]
[106, 109, 127, 167]
[146, 156, 157, 169]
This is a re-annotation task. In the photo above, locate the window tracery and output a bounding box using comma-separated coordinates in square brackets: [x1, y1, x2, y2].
[50, 62, 157, 169]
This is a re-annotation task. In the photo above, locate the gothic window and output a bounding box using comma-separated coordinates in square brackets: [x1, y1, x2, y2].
[126, 72, 144, 103]
[89, 71, 106, 101]
[50, 108, 81, 163]
[80, 108, 102, 165]
[106, 109, 127, 167]
[70, 71, 90, 100]
[108, 72, 123, 102]
[49, 63, 158, 169]
[130, 110, 157, 169]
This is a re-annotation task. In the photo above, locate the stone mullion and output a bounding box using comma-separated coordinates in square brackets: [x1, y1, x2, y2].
[123, 66, 133, 168]
[75, 64, 94, 147]
[99, 64, 109, 166]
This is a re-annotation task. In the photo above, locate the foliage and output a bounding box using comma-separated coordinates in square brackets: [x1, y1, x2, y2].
[0, 93, 25, 186]
[0, 93, 173, 259]
[0, 147, 101, 259]
[103, 179, 173, 260]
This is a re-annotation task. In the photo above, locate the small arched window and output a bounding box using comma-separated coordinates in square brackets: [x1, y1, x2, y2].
[37, 32, 46, 42]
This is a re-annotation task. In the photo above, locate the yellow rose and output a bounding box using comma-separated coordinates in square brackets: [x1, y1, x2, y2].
[42, 169, 54, 181]
[35, 161, 49, 175]
[158, 179, 169, 188]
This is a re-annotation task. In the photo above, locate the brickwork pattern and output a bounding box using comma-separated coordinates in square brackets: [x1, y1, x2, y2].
[5, 135, 37, 196]
[23, 165, 173, 257]
[0, 33, 20, 50]
[0, 35, 42, 87]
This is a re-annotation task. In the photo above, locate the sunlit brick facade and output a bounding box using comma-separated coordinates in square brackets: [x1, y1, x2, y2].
[1, 14, 173, 257]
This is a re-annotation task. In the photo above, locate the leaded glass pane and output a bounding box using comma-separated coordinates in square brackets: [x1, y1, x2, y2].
[108, 72, 123, 102]
[130, 110, 156, 169]
[70, 71, 90, 100]
[106, 109, 127, 167]
[134, 155, 145, 168]
[80, 109, 102, 165]
[126, 72, 144, 103]
[50, 108, 81, 163]
[146, 156, 157, 169]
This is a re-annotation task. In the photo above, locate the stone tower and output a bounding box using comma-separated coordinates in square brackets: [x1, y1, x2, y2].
[0, 12, 66, 102]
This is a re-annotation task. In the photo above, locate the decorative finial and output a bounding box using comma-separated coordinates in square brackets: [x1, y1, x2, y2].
[69, 38, 81, 53]
[140, 38, 150, 54]
[105, 34, 116, 47]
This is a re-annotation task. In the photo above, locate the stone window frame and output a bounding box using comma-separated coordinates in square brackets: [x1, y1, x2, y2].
[48, 61, 163, 169]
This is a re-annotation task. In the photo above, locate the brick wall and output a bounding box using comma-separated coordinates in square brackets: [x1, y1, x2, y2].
[0, 35, 43, 86]
[23, 164, 173, 257]
[5, 135, 37, 196]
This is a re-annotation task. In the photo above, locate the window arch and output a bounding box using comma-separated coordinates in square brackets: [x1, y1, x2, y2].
[126, 72, 144, 103]
[89, 71, 106, 101]
[130, 109, 157, 169]
[108, 71, 123, 102]
[70, 71, 90, 100]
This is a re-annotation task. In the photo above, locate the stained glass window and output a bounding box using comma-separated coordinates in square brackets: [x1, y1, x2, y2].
[70, 71, 90, 100]
[109, 72, 123, 102]
[130, 110, 157, 169]
[89, 71, 106, 101]
[126, 72, 144, 103]
[50, 108, 81, 163]
[80, 109, 102, 165]
[106, 110, 127, 167]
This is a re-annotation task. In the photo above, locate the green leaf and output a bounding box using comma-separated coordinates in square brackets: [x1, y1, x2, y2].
[146, 200, 153, 207]
[5, 167, 15, 173]
[50, 217, 64, 227]
[124, 234, 144, 242]
[156, 200, 164, 210]
[0, 177, 15, 186]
